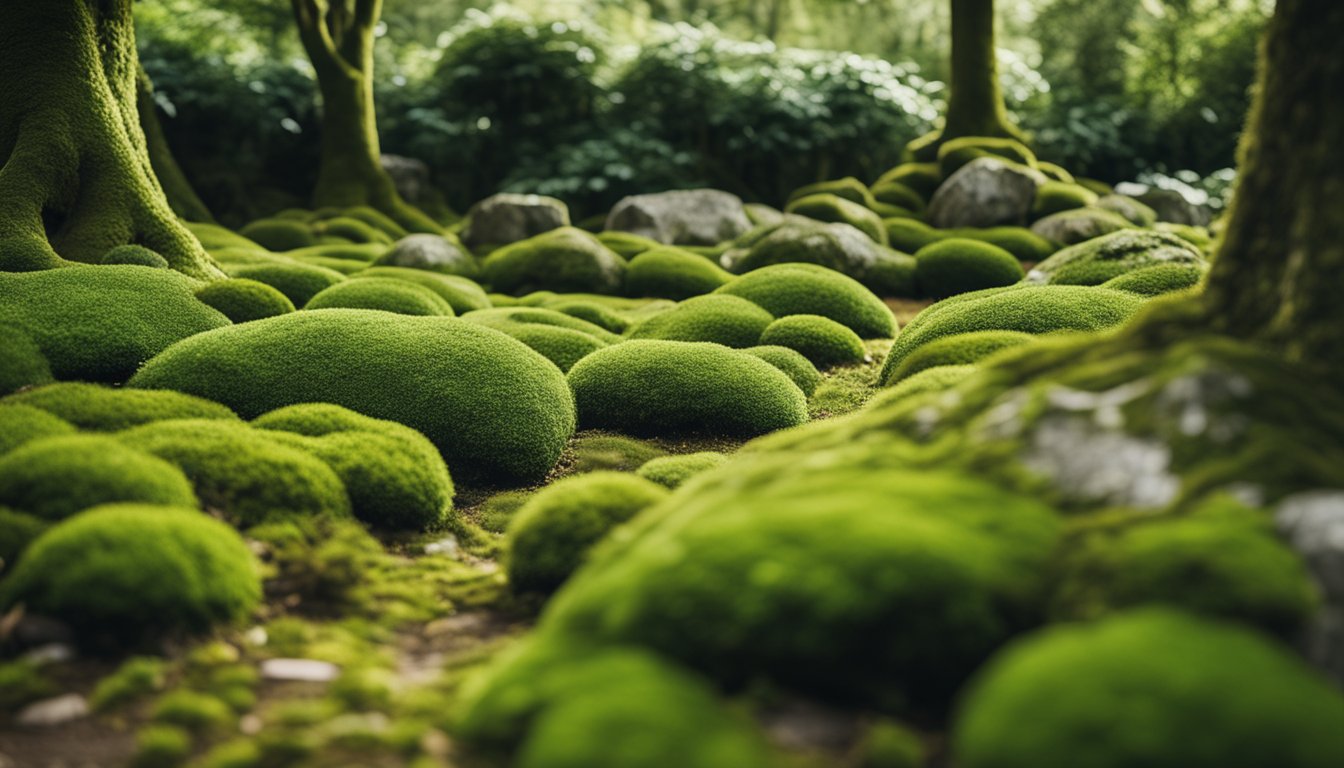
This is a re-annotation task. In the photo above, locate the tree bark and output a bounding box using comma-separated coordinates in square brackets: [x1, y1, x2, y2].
[137, 67, 215, 224]
[0, 0, 219, 278]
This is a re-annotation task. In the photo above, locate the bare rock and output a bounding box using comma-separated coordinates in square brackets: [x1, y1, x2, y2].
[606, 189, 752, 246]
[260, 658, 339, 683]
[373, 234, 476, 277]
[926, 157, 1046, 229]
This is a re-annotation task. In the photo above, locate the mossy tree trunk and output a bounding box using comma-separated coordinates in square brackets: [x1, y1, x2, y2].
[0, 0, 220, 278]
[290, 0, 441, 233]
[137, 67, 215, 224]
[908, 0, 1027, 160]
[1200, 0, 1344, 373]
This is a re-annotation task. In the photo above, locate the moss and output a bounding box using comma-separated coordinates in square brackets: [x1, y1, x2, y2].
[103, 244, 170, 268]
[1155, 221, 1214, 250]
[483, 227, 626, 295]
[871, 180, 927, 213]
[91, 656, 169, 712]
[341, 206, 410, 240]
[152, 690, 235, 733]
[945, 227, 1059, 262]
[872, 365, 979, 408]
[476, 490, 533, 533]
[856, 722, 926, 768]
[463, 307, 614, 371]
[0, 504, 261, 648]
[196, 278, 296, 323]
[285, 242, 386, 263]
[1031, 181, 1098, 219]
[788, 177, 879, 209]
[542, 299, 630, 334]
[636, 452, 728, 489]
[952, 609, 1344, 768]
[885, 218, 945, 253]
[0, 266, 229, 383]
[131, 724, 192, 768]
[507, 472, 669, 595]
[875, 163, 942, 199]
[785, 193, 889, 245]
[745, 345, 823, 396]
[1028, 229, 1207, 286]
[759, 314, 867, 369]
[0, 404, 74, 456]
[372, 233, 478, 278]
[626, 247, 734, 300]
[1101, 263, 1206, 295]
[937, 137, 1037, 177]
[354, 266, 491, 313]
[1095, 194, 1158, 227]
[596, 230, 665, 259]
[887, 330, 1036, 383]
[128, 310, 576, 483]
[315, 215, 392, 245]
[716, 262, 895, 338]
[0, 435, 197, 521]
[0, 507, 48, 567]
[228, 262, 346, 307]
[305, 277, 456, 316]
[568, 340, 808, 437]
[628, 294, 774, 348]
[724, 220, 916, 296]
[0, 659, 56, 713]
[2, 382, 239, 432]
[239, 218, 318, 251]
[1030, 207, 1132, 246]
[0, 324, 53, 396]
[566, 434, 670, 475]
[1035, 161, 1075, 183]
[189, 223, 261, 251]
[914, 239, 1025, 299]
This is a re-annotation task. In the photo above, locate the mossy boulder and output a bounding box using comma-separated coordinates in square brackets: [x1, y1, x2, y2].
[462, 193, 570, 249]
[228, 262, 346, 307]
[914, 239, 1025, 299]
[567, 340, 808, 437]
[541, 299, 631, 334]
[0, 266, 229, 383]
[507, 472, 669, 595]
[372, 233, 478, 278]
[636, 452, 728, 489]
[128, 310, 575, 483]
[953, 609, 1344, 768]
[871, 180, 926, 213]
[716, 263, 895, 338]
[873, 364, 980, 407]
[102, 244, 170, 268]
[884, 218, 945, 254]
[195, 278, 295, 323]
[1030, 207, 1132, 246]
[463, 307, 613, 372]
[0, 404, 75, 456]
[787, 177, 878, 209]
[936, 136, 1038, 177]
[759, 314, 867, 369]
[721, 221, 917, 296]
[875, 163, 942, 199]
[304, 277, 456, 316]
[314, 216, 392, 246]
[596, 231, 664, 260]
[785, 194, 889, 245]
[0, 324, 52, 396]
[1095, 194, 1159, 227]
[1031, 181, 1099, 219]
[482, 227, 626, 296]
[0, 504, 261, 649]
[744, 345, 823, 396]
[353, 266, 491, 314]
[1026, 229, 1206, 286]
[886, 330, 1036, 384]
[927, 157, 1047, 230]
[628, 295, 773, 348]
[238, 218, 317, 251]
[1101, 263, 1206, 296]
[2, 382, 238, 432]
[626, 247, 734, 300]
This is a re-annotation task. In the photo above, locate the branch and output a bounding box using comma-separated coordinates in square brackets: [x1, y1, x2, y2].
[337, 0, 384, 71]
[290, 0, 347, 76]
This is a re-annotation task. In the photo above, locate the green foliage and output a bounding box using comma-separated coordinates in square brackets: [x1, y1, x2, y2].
[507, 472, 668, 595]
[785, 193, 889, 245]
[626, 247, 734, 300]
[0, 324, 53, 396]
[354, 266, 492, 313]
[887, 331, 1036, 384]
[717, 262, 896, 338]
[1031, 181, 1099, 218]
[1101, 263, 1206, 295]
[0, 504, 261, 648]
[463, 307, 612, 372]
[628, 295, 773, 348]
[1029, 229, 1206, 286]
[227, 262, 347, 306]
[305, 277, 457, 316]
[567, 340, 808, 437]
[636, 452, 728, 490]
[759, 315, 866, 369]
[953, 608, 1344, 768]
[103, 244, 171, 268]
[482, 227, 626, 295]
[914, 240, 1026, 299]
[196, 278, 295, 323]
[128, 310, 576, 483]
[744, 345, 823, 396]
[239, 218, 317, 251]
[2, 382, 238, 432]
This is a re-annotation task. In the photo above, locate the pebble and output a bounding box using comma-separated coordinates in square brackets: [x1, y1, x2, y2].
[17, 694, 88, 727]
[22, 643, 74, 666]
[260, 658, 340, 683]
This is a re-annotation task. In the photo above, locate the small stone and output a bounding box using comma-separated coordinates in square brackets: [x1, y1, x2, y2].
[260, 658, 339, 683]
[245, 626, 268, 647]
[424, 536, 459, 557]
[606, 189, 752, 246]
[21, 643, 73, 666]
[240, 713, 263, 735]
[462, 193, 569, 248]
[373, 234, 476, 276]
[17, 693, 88, 727]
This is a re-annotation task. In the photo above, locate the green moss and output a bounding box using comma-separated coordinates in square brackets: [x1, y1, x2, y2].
[626, 247, 734, 300]
[856, 722, 926, 768]
[723, 221, 916, 296]
[1031, 181, 1098, 218]
[1035, 161, 1075, 183]
[1029, 229, 1207, 286]
[239, 218, 318, 251]
[285, 243, 385, 263]
[872, 365, 979, 407]
[914, 239, 1025, 299]
[1155, 221, 1214, 250]
[103, 244, 170, 268]
[0, 266, 229, 383]
[1095, 194, 1158, 227]
[91, 656, 169, 712]
[463, 308, 612, 372]
[0, 435, 197, 521]
[937, 137, 1037, 178]
[628, 295, 773, 348]
[785, 193, 889, 245]
[0, 324, 53, 396]
[952, 609, 1344, 768]
[305, 277, 456, 316]
[716, 262, 895, 338]
[353, 266, 491, 313]
[1030, 207, 1132, 246]
[788, 177, 879, 209]
[128, 310, 576, 483]
[476, 490, 534, 533]
[3, 382, 239, 431]
[188, 222, 262, 251]
[876, 164, 941, 199]
[871, 180, 927, 213]
[566, 434, 670, 475]
[0, 507, 49, 567]
[0, 504, 261, 648]
[945, 227, 1059, 262]
[542, 298, 630, 333]
[196, 278, 295, 323]
[483, 227, 626, 295]
[131, 724, 192, 768]
[0, 404, 74, 456]
[151, 690, 235, 733]
[568, 340, 808, 437]
[228, 262, 346, 307]
[315, 216, 392, 245]
[507, 472, 669, 595]
[884, 218, 945, 254]
[636, 452, 728, 489]
[341, 205, 410, 240]
[759, 314, 867, 369]
[596, 230, 664, 259]
[0, 659, 56, 713]
[887, 330, 1036, 383]
[1101, 263, 1206, 295]
[745, 345, 823, 396]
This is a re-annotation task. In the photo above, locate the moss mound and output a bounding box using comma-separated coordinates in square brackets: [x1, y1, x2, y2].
[1028, 229, 1206, 286]
[0, 324, 52, 396]
[566, 434, 669, 474]
[507, 472, 669, 595]
[953, 609, 1344, 768]
[937, 137, 1037, 177]
[875, 162, 942, 199]
[788, 177, 878, 208]
[716, 263, 895, 338]
[0, 504, 261, 648]
[353, 266, 491, 314]
[567, 340, 808, 437]
[1101, 263, 1206, 295]
[0, 435, 198, 521]
[744, 345, 823, 396]
[1030, 207, 1132, 246]
[785, 194, 889, 244]
[884, 218, 945, 254]
[227, 262, 346, 307]
[596, 231, 664, 259]
[304, 277, 456, 316]
[463, 308, 612, 372]
[873, 365, 980, 407]
[948, 227, 1059, 262]
[887, 330, 1036, 384]
[315, 216, 392, 245]
[626, 247, 734, 300]
[871, 180, 926, 213]
[1031, 181, 1099, 219]
[722, 221, 917, 296]
[238, 218, 317, 251]
[0, 404, 75, 456]
[128, 310, 576, 483]
[914, 239, 1025, 299]
[102, 244, 170, 268]
[195, 278, 295, 323]
[541, 298, 630, 334]
[758, 314, 867, 369]
[636, 452, 728, 489]
[628, 295, 773, 348]
[482, 227, 626, 295]
[0, 266, 229, 383]
[0, 507, 48, 570]
[2, 382, 239, 432]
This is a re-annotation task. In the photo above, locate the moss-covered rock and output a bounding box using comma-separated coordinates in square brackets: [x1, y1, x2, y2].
[0, 324, 52, 396]
[886, 330, 1036, 384]
[0, 266, 229, 383]
[228, 262, 346, 307]
[627, 295, 773, 348]
[785, 194, 889, 245]
[304, 277, 456, 316]
[507, 472, 669, 595]
[541, 298, 630, 334]
[626, 247, 734, 300]
[372, 233, 477, 278]
[950, 227, 1060, 262]
[873, 365, 980, 407]
[195, 278, 295, 323]
[787, 177, 878, 208]
[1101, 263, 1206, 295]
[636, 452, 728, 489]
[128, 310, 575, 482]
[1095, 194, 1158, 227]
[596, 231, 664, 260]
[758, 314, 867, 369]
[482, 227, 626, 295]
[568, 340, 808, 437]
[937, 137, 1038, 178]
[914, 239, 1025, 299]
[875, 163, 942, 199]
[744, 345, 823, 396]
[871, 180, 926, 214]
[953, 608, 1344, 768]
[1031, 181, 1099, 219]
[0, 504, 261, 648]
[2, 382, 239, 432]
[238, 218, 317, 251]
[102, 244, 170, 268]
[0, 404, 75, 456]
[0, 435, 198, 521]
[1030, 207, 1132, 246]
[716, 263, 895, 338]
[1026, 229, 1206, 286]
[722, 220, 917, 296]
[314, 216, 392, 246]
[353, 266, 491, 314]
[463, 307, 612, 371]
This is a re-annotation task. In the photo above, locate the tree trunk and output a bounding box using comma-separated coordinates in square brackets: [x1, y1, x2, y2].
[290, 0, 441, 233]
[137, 67, 215, 224]
[1201, 0, 1344, 372]
[0, 0, 219, 278]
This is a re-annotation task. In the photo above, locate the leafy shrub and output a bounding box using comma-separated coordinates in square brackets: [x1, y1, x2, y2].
[626, 248, 734, 300]
[636, 452, 728, 490]
[744, 345, 823, 396]
[628, 295, 773, 348]
[482, 228, 626, 295]
[196, 278, 295, 323]
[914, 239, 1025, 299]
[759, 315, 866, 369]
[2, 382, 238, 432]
[305, 277, 456, 316]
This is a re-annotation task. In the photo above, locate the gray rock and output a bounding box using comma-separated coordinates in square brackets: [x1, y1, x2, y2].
[719, 219, 914, 296]
[373, 234, 477, 277]
[1275, 491, 1344, 684]
[380, 154, 431, 205]
[260, 658, 340, 683]
[1134, 188, 1213, 227]
[1030, 208, 1132, 246]
[926, 157, 1046, 229]
[1095, 194, 1158, 227]
[17, 694, 88, 727]
[606, 189, 753, 246]
[1025, 229, 1206, 285]
[462, 193, 569, 248]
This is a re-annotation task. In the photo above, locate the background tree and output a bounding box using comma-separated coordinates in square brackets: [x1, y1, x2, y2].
[137, 67, 215, 224]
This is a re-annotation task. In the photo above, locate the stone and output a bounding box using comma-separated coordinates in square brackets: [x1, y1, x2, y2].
[926, 157, 1046, 229]
[1094, 194, 1157, 227]
[1275, 491, 1344, 685]
[260, 658, 340, 683]
[380, 154, 431, 206]
[373, 234, 476, 276]
[605, 189, 753, 246]
[461, 193, 569, 248]
[1131, 187, 1213, 227]
[17, 694, 88, 727]
[1030, 208, 1132, 246]
[1025, 229, 1206, 285]
[719, 219, 914, 295]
